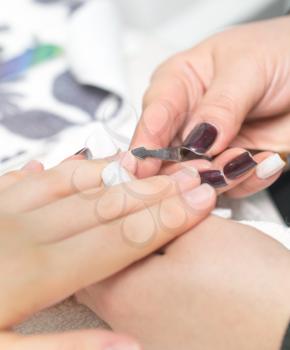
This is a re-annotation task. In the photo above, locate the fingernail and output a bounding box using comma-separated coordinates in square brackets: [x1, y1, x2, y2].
[170, 166, 199, 191]
[223, 152, 257, 180]
[102, 161, 132, 187]
[199, 170, 227, 188]
[74, 147, 92, 159]
[119, 151, 138, 175]
[183, 123, 218, 154]
[256, 153, 285, 179]
[182, 183, 215, 210]
[22, 160, 43, 171]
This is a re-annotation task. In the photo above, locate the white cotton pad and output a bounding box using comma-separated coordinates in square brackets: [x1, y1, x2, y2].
[101, 161, 132, 186]
[256, 154, 286, 180]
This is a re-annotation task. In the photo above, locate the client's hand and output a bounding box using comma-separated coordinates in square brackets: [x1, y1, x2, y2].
[77, 216, 290, 350]
[0, 154, 216, 349]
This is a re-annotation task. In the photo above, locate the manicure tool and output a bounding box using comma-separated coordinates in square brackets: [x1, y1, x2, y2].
[131, 146, 212, 162]
[132, 146, 290, 170]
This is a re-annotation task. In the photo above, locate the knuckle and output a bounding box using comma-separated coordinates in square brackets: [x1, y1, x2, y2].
[40, 162, 81, 199]
[202, 92, 238, 125]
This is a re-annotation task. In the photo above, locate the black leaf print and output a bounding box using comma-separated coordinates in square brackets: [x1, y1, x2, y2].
[0, 91, 23, 116]
[34, 0, 85, 12]
[0, 25, 10, 32]
[53, 70, 113, 120]
[1, 109, 75, 139]
[0, 150, 26, 164]
[68, 0, 86, 14]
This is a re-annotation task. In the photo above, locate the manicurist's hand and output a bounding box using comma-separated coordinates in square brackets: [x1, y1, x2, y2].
[129, 17, 290, 185]
[0, 153, 216, 349]
[77, 216, 290, 350]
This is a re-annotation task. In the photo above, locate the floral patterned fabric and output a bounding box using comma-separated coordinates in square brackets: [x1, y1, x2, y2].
[0, 0, 125, 171]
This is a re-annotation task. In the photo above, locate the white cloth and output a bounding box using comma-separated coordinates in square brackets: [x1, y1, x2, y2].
[0, 0, 287, 335]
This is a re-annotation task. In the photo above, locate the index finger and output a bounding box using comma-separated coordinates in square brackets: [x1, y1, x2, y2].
[130, 54, 205, 178]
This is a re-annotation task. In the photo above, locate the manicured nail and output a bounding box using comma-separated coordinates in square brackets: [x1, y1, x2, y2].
[223, 152, 257, 180]
[256, 154, 285, 179]
[22, 160, 43, 172]
[183, 123, 218, 154]
[74, 147, 92, 159]
[182, 183, 215, 210]
[170, 166, 199, 191]
[199, 170, 227, 188]
[120, 151, 138, 174]
[102, 161, 132, 187]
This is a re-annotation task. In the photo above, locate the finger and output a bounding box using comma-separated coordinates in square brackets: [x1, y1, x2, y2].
[27, 167, 200, 242]
[46, 183, 216, 298]
[198, 148, 286, 198]
[0, 158, 109, 213]
[159, 159, 212, 176]
[0, 161, 44, 192]
[197, 148, 262, 191]
[0, 330, 140, 350]
[226, 152, 285, 198]
[182, 58, 266, 157]
[232, 113, 290, 153]
[62, 147, 93, 162]
[153, 148, 258, 193]
[129, 52, 206, 178]
[22, 160, 44, 172]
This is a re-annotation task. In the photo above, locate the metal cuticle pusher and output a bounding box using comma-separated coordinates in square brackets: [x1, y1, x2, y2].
[131, 146, 212, 162]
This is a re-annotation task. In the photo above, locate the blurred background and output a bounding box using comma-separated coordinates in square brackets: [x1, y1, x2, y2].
[0, 0, 287, 172]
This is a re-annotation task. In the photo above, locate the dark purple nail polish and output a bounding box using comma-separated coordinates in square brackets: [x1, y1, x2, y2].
[183, 123, 218, 154]
[224, 152, 257, 180]
[199, 170, 227, 188]
[74, 147, 92, 159]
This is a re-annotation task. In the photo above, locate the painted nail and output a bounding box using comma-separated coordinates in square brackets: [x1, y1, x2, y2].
[183, 123, 218, 154]
[170, 166, 199, 191]
[102, 161, 132, 187]
[256, 153, 285, 179]
[223, 152, 257, 180]
[74, 147, 92, 159]
[182, 183, 215, 210]
[199, 170, 227, 188]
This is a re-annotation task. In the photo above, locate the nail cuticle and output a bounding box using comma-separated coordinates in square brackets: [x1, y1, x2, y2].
[223, 152, 257, 180]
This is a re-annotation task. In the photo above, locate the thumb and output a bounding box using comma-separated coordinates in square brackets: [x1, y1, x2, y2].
[0, 330, 140, 350]
[182, 60, 265, 156]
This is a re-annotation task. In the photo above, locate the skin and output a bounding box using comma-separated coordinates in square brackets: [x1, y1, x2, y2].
[0, 144, 280, 348]
[78, 216, 290, 350]
[78, 17, 290, 349]
[0, 155, 217, 349]
[128, 17, 290, 197]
